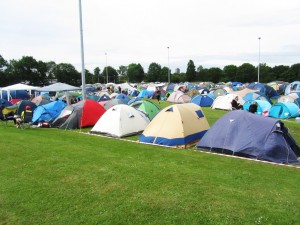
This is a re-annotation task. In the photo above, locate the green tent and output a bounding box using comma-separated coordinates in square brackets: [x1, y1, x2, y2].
[129, 100, 160, 120]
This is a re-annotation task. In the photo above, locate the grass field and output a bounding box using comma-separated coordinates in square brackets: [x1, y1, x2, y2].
[1, 103, 300, 225]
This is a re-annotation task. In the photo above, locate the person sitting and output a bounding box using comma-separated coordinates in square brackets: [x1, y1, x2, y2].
[249, 102, 258, 114]
[231, 96, 242, 110]
[16, 106, 33, 128]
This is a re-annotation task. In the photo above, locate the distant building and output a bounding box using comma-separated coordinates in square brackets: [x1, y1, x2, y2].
[175, 68, 180, 74]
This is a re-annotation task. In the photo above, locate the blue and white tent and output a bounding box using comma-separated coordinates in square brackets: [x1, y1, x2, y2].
[269, 102, 300, 119]
[191, 95, 214, 107]
[242, 92, 272, 104]
[115, 93, 130, 104]
[196, 110, 299, 164]
[284, 81, 300, 95]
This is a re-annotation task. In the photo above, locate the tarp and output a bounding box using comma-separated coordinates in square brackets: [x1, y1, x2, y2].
[35, 82, 81, 92]
[196, 110, 299, 164]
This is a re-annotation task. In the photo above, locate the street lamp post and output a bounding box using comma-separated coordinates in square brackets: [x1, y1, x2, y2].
[78, 0, 86, 100]
[105, 52, 108, 84]
[258, 37, 261, 83]
[167, 47, 170, 83]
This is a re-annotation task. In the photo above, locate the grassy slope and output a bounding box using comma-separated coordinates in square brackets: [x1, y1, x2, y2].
[1, 105, 300, 225]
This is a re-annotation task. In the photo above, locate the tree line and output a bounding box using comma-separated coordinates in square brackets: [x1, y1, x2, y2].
[0, 54, 299, 87]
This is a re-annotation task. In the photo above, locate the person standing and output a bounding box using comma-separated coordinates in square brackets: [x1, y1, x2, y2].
[155, 87, 161, 104]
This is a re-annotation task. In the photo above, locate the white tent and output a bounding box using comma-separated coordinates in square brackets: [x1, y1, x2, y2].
[211, 94, 240, 111]
[0, 83, 38, 100]
[91, 104, 150, 138]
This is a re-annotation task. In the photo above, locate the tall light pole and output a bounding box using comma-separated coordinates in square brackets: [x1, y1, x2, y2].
[258, 37, 261, 83]
[78, 0, 86, 100]
[167, 46, 170, 83]
[105, 52, 108, 84]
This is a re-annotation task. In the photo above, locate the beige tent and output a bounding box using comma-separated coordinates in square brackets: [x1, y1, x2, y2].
[139, 103, 210, 148]
[227, 88, 257, 100]
[167, 90, 191, 103]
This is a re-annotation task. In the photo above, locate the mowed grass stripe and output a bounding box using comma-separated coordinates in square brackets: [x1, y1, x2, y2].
[1, 123, 300, 224]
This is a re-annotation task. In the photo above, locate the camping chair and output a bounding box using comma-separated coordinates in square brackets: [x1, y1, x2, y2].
[18, 111, 33, 129]
[0, 112, 15, 126]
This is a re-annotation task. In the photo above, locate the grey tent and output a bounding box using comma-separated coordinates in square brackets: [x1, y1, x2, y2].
[196, 110, 299, 164]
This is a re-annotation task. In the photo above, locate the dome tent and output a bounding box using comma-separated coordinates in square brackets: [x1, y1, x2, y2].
[140, 103, 210, 148]
[196, 110, 299, 164]
[52, 100, 106, 129]
[91, 104, 150, 138]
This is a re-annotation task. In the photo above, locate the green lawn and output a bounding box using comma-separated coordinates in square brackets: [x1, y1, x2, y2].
[1, 105, 300, 225]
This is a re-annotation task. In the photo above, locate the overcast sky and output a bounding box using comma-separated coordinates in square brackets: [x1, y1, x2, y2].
[1, 0, 300, 73]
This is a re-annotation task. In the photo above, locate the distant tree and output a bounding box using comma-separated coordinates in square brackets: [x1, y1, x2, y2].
[287, 63, 300, 82]
[197, 65, 203, 73]
[197, 68, 209, 81]
[223, 65, 238, 82]
[160, 66, 169, 82]
[272, 65, 289, 81]
[127, 63, 144, 82]
[117, 65, 127, 83]
[186, 60, 196, 82]
[102, 66, 118, 83]
[117, 65, 127, 76]
[207, 67, 222, 83]
[258, 63, 274, 83]
[0, 55, 8, 86]
[5, 56, 48, 86]
[85, 69, 94, 84]
[46, 61, 57, 84]
[54, 63, 81, 86]
[94, 67, 102, 83]
[147, 62, 161, 82]
[171, 72, 186, 83]
[236, 63, 256, 83]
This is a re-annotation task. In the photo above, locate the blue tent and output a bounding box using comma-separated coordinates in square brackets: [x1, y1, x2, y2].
[247, 83, 280, 99]
[115, 93, 130, 104]
[130, 89, 139, 97]
[127, 97, 142, 105]
[243, 100, 272, 115]
[269, 102, 300, 119]
[243, 92, 272, 104]
[191, 95, 214, 107]
[196, 110, 299, 164]
[32, 101, 67, 124]
[284, 81, 300, 95]
[137, 89, 148, 98]
[97, 94, 111, 102]
[0, 98, 12, 107]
